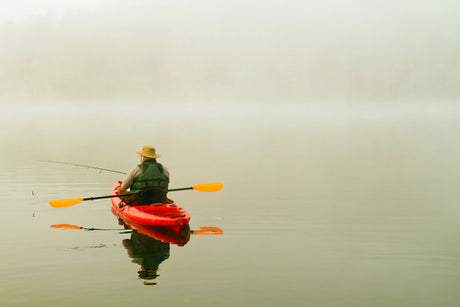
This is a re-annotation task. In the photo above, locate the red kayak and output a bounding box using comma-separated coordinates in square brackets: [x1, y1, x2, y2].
[111, 182, 190, 228]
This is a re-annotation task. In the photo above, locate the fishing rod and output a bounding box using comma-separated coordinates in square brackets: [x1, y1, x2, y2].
[38, 160, 127, 175]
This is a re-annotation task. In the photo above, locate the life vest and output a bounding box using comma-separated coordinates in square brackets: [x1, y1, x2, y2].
[130, 159, 169, 194]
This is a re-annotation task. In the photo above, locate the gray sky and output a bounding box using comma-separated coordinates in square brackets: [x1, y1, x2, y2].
[1, 0, 459, 102]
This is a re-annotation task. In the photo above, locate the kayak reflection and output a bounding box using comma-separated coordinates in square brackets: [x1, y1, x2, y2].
[116, 214, 192, 246]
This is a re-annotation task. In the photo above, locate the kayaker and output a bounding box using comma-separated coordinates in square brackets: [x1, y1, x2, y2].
[118, 145, 170, 206]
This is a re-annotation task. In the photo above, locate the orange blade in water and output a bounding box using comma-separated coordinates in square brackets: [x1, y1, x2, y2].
[193, 227, 224, 235]
[192, 182, 223, 192]
[49, 198, 84, 208]
[50, 224, 83, 230]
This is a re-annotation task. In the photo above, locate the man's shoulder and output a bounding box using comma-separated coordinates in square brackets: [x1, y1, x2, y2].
[130, 165, 143, 175]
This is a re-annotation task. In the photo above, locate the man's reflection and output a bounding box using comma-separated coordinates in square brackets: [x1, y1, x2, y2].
[122, 229, 170, 282]
[119, 219, 191, 285]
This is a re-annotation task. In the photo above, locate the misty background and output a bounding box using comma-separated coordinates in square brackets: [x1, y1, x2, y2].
[0, 0, 459, 103]
[1, 0, 459, 191]
[1, 2, 460, 305]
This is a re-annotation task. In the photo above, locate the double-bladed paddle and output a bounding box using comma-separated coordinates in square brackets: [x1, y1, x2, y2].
[48, 182, 223, 208]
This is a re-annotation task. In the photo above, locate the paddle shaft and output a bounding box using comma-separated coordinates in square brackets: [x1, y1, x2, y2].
[83, 193, 134, 201]
[82, 186, 194, 201]
[168, 187, 193, 192]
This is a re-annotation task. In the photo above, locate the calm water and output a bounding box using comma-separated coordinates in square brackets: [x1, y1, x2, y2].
[1, 101, 459, 306]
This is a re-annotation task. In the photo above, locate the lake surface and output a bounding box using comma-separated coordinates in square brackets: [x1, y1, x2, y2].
[1, 101, 459, 306]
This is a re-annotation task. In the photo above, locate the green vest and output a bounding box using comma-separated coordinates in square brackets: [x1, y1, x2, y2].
[130, 159, 169, 194]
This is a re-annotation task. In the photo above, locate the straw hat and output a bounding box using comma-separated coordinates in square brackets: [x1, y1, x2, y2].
[137, 145, 160, 159]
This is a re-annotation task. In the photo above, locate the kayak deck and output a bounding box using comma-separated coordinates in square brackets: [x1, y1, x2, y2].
[111, 182, 190, 228]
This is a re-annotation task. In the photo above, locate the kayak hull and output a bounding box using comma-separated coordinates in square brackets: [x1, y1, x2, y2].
[111, 182, 190, 229]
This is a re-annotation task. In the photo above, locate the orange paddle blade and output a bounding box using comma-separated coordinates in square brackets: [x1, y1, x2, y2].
[49, 198, 84, 208]
[193, 227, 224, 235]
[50, 224, 83, 230]
[192, 182, 223, 192]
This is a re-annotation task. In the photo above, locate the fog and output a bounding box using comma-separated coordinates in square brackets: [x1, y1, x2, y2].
[2, 3, 460, 305]
[1, 0, 459, 103]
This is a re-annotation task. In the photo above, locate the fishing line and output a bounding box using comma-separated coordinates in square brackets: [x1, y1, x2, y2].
[38, 160, 127, 174]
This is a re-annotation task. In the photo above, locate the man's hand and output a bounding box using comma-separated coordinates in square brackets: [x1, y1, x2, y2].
[118, 185, 129, 195]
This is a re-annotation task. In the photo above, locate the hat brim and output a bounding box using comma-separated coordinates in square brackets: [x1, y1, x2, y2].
[137, 151, 160, 159]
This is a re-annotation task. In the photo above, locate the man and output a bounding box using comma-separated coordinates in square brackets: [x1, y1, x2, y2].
[118, 145, 170, 206]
